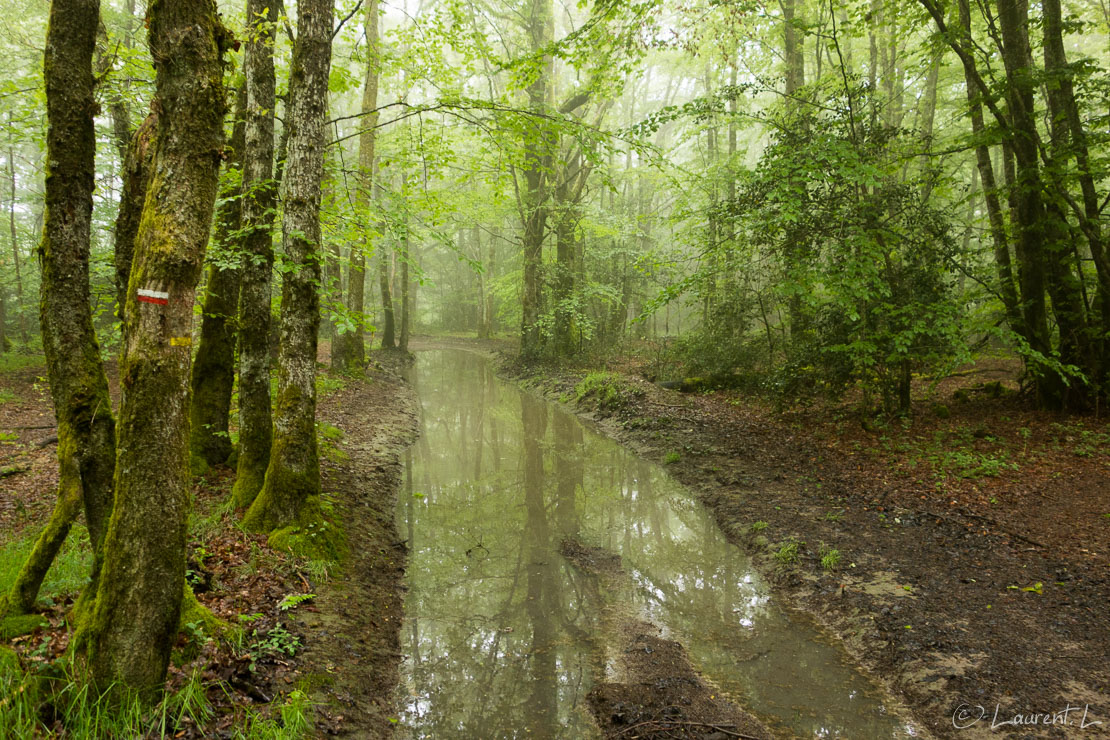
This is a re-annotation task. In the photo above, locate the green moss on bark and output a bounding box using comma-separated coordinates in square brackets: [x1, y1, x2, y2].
[266, 496, 346, 562]
[0, 614, 49, 640]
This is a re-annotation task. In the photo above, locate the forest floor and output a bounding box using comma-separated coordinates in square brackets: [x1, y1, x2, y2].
[496, 347, 1110, 739]
[0, 347, 419, 738]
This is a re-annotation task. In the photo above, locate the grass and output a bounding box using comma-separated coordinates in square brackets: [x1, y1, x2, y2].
[750, 521, 768, 533]
[819, 546, 842, 571]
[0, 388, 17, 405]
[0, 525, 93, 607]
[773, 540, 800, 564]
[663, 450, 681, 465]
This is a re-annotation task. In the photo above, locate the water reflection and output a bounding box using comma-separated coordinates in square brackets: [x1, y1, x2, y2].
[397, 350, 915, 739]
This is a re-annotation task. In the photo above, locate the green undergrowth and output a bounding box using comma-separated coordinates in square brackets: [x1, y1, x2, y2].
[0, 653, 314, 740]
[572, 371, 642, 413]
[0, 525, 93, 613]
[267, 494, 346, 565]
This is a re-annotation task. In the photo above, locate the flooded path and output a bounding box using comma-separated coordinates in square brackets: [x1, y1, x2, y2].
[396, 349, 918, 738]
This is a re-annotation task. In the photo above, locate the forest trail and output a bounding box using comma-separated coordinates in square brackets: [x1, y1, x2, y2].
[288, 353, 420, 737]
[393, 348, 920, 738]
[507, 356, 1110, 740]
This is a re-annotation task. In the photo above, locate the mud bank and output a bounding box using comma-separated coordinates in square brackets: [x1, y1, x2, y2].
[502, 362, 1109, 739]
[296, 350, 420, 738]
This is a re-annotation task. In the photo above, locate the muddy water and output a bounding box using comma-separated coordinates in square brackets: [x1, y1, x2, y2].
[397, 349, 918, 738]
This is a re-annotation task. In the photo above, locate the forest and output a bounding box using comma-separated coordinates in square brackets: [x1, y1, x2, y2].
[0, 0, 1108, 735]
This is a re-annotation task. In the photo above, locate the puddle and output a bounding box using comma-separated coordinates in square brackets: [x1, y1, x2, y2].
[396, 349, 919, 738]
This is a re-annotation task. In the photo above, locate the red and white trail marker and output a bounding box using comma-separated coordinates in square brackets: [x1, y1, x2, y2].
[137, 288, 169, 306]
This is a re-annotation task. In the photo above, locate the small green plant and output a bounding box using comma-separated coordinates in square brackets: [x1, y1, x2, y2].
[663, 451, 681, 465]
[774, 540, 800, 564]
[819, 546, 841, 571]
[246, 623, 302, 672]
[316, 374, 345, 398]
[750, 521, 768, 533]
[823, 511, 843, 522]
[0, 389, 16, 405]
[278, 593, 316, 612]
[0, 431, 18, 443]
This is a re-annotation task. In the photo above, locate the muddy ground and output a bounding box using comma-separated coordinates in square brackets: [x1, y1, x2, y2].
[499, 353, 1110, 740]
[298, 349, 420, 737]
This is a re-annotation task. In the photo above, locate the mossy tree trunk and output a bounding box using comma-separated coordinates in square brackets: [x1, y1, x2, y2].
[332, 0, 379, 372]
[232, 0, 278, 509]
[114, 112, 157, 331]
[242, 0, 333, 532]
[189, 86, 247, 471]
[2, 0, 117, 620]
[83, 0, 228, 696]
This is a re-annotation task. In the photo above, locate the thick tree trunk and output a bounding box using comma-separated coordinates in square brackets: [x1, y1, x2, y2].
[2, 0, 117, 620]
[243, 0, 333, 532]
[83, 0, 227, 695]
[332, 0, 379, 371]
[189, 86, 246, 470]
[232, 0, 277, 509]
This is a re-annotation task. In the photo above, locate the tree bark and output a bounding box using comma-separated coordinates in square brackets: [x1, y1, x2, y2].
[189, 85, 246, 470]
[7, 142, 28, 345]
[2, 0, 117, 620]
[83, 0, 228, 695]
[114, 112, 157, 333]
[520, 0, 553, 360]
[332, 0, 379, 371]
[243, 0, 333, 532]
[232, 0, 278, 509]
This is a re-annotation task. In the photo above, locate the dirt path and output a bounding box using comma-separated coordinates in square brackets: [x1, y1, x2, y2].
[293, 351, 420, 737]
[503, 362, 1110, 739]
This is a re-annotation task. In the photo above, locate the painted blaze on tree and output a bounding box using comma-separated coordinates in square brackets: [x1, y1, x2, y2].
[78, 0, 230, 696]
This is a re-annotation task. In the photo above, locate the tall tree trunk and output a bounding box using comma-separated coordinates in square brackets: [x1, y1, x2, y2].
[378, 230, 396, 347]
[1, 0, 116, 620]
[189, 86, 246, 471]
[1043, 0, 1109, 387]
[520, 0, 553, 360]
[243, 0, 333, 532]
[232, 0, 278, 509]
[995, 0, 1063, 406]
[399, 172, 411, 353]
[82, 0, 228, 695]
[333, 0, 378, 371]
[7, 142, 27, 345]
[114, 112, 157, 332]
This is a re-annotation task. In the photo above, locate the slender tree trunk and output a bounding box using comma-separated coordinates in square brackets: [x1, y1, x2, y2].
[243, 0, 333, 532]
[378, 229, 396, 347]
[189, 86, 246, 470]
[83, 0, 228, 695]
[333, 0, 378, 371]
[520, 0, 553, 360]
[7, 143, 27, 345]
[1043, 0, 1109, 387]
[232, 0, 278, 509]
[1, 0, 116, 620]
[114, 113, 156, 332]
[995, 0, 1063, 405]
[399, 174, 411, 353]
